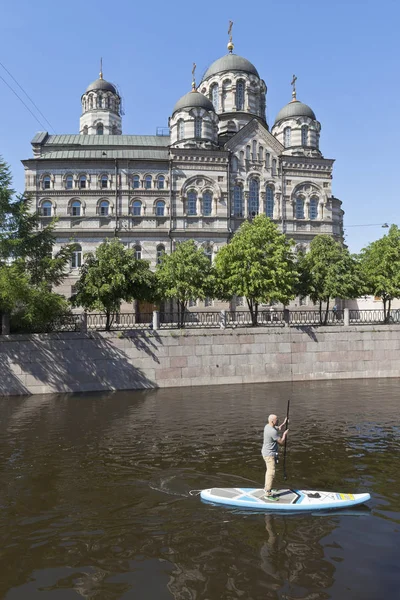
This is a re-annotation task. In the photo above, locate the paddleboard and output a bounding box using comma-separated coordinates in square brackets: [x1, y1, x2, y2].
[200, 487, 371, 511]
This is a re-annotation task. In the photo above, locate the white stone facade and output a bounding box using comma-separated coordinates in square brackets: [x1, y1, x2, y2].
[22, 46, 344, 310]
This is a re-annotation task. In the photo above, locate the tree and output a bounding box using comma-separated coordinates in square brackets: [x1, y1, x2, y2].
[156, 240, 214, 328]
[71, 239, 156, 330]
[214, 215, 297, 326]
[297, 234, 362, 324]
[359, 225, 400, 322]
[0, 157, 74, 333]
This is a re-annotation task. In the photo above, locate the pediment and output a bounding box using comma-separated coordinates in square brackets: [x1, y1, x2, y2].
[224, 118, 284, 155]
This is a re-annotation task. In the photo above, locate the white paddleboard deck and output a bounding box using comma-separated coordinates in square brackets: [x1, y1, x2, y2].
[200, 488, 371, 511]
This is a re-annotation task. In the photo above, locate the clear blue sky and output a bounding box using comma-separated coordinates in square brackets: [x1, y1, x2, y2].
[1, 0, 398, 252]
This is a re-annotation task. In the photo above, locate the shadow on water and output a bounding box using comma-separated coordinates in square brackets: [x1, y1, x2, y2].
[0, 331, 162, 396]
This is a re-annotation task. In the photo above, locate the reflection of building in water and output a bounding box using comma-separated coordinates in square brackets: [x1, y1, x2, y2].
[260, 513, 337, 594]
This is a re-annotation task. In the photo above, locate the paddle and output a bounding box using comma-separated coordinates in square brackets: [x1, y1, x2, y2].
[283, 399, 290, 480]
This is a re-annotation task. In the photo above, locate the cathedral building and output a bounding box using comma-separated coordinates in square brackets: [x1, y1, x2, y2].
[22, 35, 344, 309]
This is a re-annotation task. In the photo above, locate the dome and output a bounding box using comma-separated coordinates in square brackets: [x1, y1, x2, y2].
[202, 53, 259, 81]
[173, 90, 215, 114]
[274, 99, 316, 123]
[85, 78, 117, 94]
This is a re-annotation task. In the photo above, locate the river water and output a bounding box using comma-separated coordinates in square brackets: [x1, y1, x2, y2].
[0, 379, 399, 599]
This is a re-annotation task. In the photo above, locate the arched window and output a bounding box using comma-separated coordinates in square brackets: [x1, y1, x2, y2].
[71, 200, 81, 216]
[112, 125, 118, 135]
[266, 187, 274, 218]
[43, 176, 51, 190]
[301, 125, 308, 146]
[296, 197, 305, 219]
[107, 96, 110, 109]
[249, 179, 259, 217]
[231, 156, 238, 172]
[265, 152, 270, 169]
[252, 140, 257, 160]
[66, 175, 73, 189]
[79, 175, 87, 189]
[97, 95, 103, 108]
[132, 175, 140, 189]
[99, 200, 109, 216]
[156, 200, 165, 216]
[187, 191, 197, 215]
[134, 245, 142, 260]
[310, 197, 318, 220]
[101, 175, 108, 189]
[246, 145, 251, 161]
[83, 126, 88, 135]
[211, 83, 219, 110]
[156, 244, 165, 265]
[233, 185, 244, 217]
[71, 244, 82, 269]
[42, 201, 52, 217]
[202, 192, 212, 216]
[272, 159, 277, 176]
[259, 145, 264, 162]
[96, 123, 104, 135]
[145, 175, 152, 189]
[239, 150, 244, 165]
[177, 119, 184, 140]
[284, 127, 291, 148]
[204, 245, 212, 263]
[157, 175, 165, 190]
[89, 96, 93, 109]
[194, 117, 202, 138]
[132, 200, 142, 216]
[236, 80, 245, 110]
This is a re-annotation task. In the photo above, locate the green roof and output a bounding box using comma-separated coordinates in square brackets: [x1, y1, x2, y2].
[38, 149, 169, 160]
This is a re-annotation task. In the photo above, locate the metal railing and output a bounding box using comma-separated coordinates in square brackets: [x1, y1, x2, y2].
[87, 312, 153, 331]
[349, 309, 386, 324]
[289, 310, 344, 326]
[226, 310, 285, 327]
[159, 311, 221, 329]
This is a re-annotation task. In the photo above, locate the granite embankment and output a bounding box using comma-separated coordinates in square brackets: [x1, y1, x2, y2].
[1, 325, 400, 396]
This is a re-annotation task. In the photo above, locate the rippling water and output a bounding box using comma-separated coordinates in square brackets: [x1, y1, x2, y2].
[0, 379, 399, 599]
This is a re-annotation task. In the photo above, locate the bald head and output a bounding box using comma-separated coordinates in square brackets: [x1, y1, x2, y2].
[268, 414, 278, 426]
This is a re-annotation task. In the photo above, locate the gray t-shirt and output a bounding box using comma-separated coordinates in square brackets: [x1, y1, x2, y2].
[261, 424, 280, 457]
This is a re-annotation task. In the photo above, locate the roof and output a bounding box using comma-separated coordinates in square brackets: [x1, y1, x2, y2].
[85, 78, 117, 94]
[31, 133, 171, 147]
[202, 53, 259, 81]
[274, 100, 316, 124]
[37, 149, 169, 160]
[172, 90, 214, 115]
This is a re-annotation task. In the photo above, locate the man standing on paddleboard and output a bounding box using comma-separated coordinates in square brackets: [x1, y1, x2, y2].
[262, 414, 289, 501]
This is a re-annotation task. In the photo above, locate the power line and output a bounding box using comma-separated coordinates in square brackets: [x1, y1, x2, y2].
[0, 71, 50, 132]
[345, 223, 389, 228]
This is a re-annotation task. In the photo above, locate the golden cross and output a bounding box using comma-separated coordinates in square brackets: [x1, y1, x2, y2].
[191, 62, 196, 89]
[291, 74, 297, 98]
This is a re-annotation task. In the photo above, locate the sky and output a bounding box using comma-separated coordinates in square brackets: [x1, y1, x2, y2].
[1, 0, 398, 252]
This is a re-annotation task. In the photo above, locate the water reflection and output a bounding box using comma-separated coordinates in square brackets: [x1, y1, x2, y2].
[0, 379, 399, 599]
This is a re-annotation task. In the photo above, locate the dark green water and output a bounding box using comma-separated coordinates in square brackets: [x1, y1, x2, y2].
[0, 379, 399, 599]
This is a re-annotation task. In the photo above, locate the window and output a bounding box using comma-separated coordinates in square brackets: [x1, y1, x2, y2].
[96, 123, 104, 135]
[145, 175, 152, 189]
[101, 175, 108, 189]
[194, 117, 202, 138]
[211, 83, 219, 110]
[246, 145, 251, 161]
[132, 200, 142, 216]
[189, 298, 197, 308]
[252, 140, 257, 160]
[83, 126, 88, 135]
[296, 197, 305, 219]
[42, 201, 52, 216]
[301, 125, 308, 146]
[156, 244, 165, 265]
[266, 152, 270, 169]
[99, 200, 109, 216]
[204, 245, 212, 263]
[132, 175, 140, 189]
[236, 80, 245, 110]
[239, 150, 244, 165]
[231, 156, 238, 172]
[79, 175, 87, 189]
[157, 175, 165, 190]
[272, 159, 277, 176]
[249, 178, 259, 217]
[89, 96, 93, 109]
[202, 192, 212, 216]
[187, 191, 197, 215]
[266, 187, 274, 218]
[71, 245, 82, 269]
[236, 296, 245, 307]
[66, 175, 73, 189]
[177, 119, 184, 140]
[310, 197, 318, 220]
[204, 297, 212, 307]
[156, 200, 165, 216]
[233, 185, 244, 217]
[43, 176, 51, 189]
[284, 127, 291, 148]
[71, 200, 81, 216]
[97, 95, 103, 108]
[134, 245, 142, 260]
[259, 145, 264, 162]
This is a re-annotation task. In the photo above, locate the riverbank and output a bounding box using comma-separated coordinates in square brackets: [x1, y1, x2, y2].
[1, 325, 400, 396]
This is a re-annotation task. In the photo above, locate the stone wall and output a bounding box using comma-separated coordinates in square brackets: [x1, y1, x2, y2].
[1, 325, 400, 396]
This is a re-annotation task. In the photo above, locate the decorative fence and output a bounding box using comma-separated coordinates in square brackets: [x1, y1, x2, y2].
[87, 313, 153, 331]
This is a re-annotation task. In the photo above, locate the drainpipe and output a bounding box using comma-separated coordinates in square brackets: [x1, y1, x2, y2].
[114, 158, 118, 237]
[168, 155, 173, 253]
[227, 151, 232, 240]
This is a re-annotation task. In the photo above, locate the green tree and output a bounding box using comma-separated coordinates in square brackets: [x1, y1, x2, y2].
[71, 239, 156, 330]
[359, 225, 400, 322]
[156, 240, 214, 328]
[214, 215, 297, 326]
[297, 234, 361, 325]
